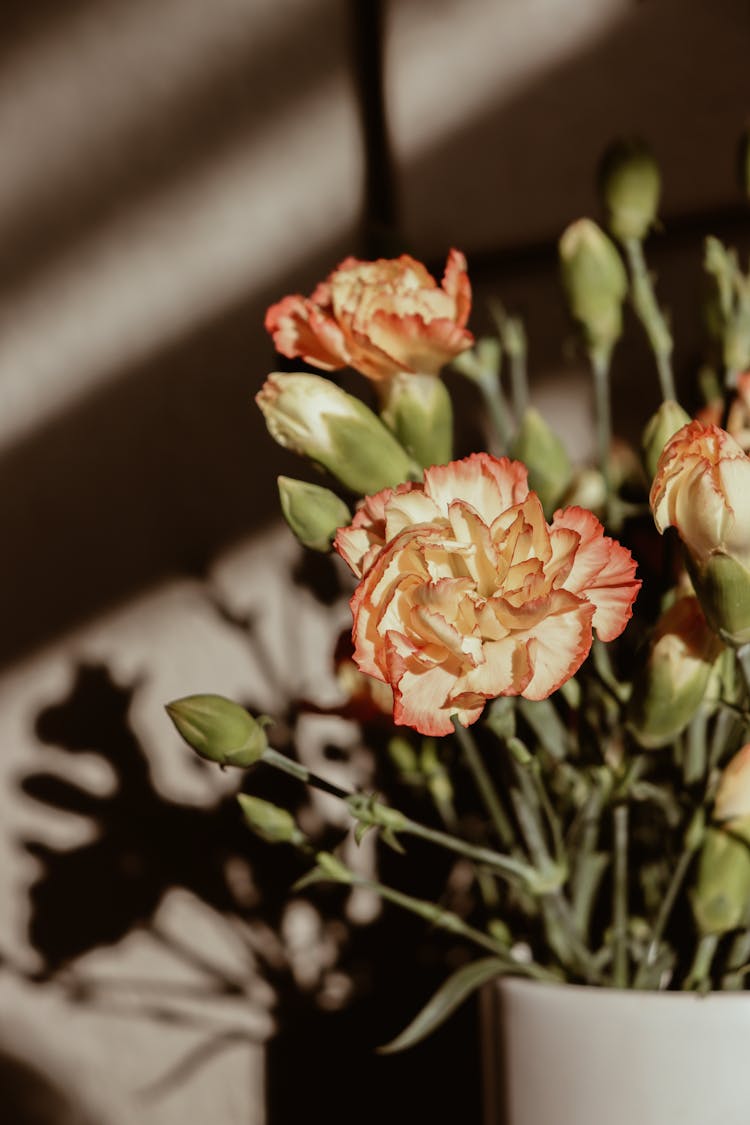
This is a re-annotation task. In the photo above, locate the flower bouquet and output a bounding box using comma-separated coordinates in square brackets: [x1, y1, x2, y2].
[165, 139, 750, 1077]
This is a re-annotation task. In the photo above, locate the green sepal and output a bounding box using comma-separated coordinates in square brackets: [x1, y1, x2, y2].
[377, 957, 511, 1054]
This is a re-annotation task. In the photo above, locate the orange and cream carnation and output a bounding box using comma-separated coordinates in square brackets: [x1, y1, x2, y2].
[265, 250, 473, 381]
[650, 420, 750, 570]
[334, 453, 641, 736]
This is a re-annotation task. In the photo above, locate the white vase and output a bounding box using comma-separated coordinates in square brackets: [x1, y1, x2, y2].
[482, 977, 750, 1125]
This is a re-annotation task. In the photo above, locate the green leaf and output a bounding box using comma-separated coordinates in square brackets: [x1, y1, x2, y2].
[377, 957, 510, 1054]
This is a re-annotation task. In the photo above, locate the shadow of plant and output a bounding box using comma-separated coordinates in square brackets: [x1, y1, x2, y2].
[18, 577, 483, 1124]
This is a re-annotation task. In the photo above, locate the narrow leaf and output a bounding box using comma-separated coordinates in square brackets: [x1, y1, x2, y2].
[377, 957, 509, 1054]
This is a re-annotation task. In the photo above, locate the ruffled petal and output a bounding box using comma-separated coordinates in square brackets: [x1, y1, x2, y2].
[552, 506, 641, 642]
[264, 295, 349, 370]
[424, 453, 528, 523]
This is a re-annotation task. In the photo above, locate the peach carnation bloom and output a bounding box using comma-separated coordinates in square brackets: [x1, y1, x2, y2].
[265, 250, 473, 381]
[650, 420, 750, 570]
[334, 453, 641, 736]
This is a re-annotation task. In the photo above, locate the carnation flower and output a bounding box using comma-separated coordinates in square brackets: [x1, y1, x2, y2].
[334, 453, 640, 736]
[265, 250, 473, 381]
[651, 420, 750, 569]
[650, 420, 750, 644]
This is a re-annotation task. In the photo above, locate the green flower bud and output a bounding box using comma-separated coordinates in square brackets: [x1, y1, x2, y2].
[165, 694, 268, 768]
[687, 552, 750, 648]
[598, 139, 661, 242]
[237, 794, 306, 846]
[256, 372, 414, 494]
[510, 408, 572, 516]
[379, 372, 453, 469]
[559, 219, 628, 354]
[627, 596, 723, 749]
[641, 400, 691, 481]
[692, 827, 750, 935]
[277, 476, 351, 552]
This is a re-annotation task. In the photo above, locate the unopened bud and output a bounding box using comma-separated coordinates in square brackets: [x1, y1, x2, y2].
[237, 794, 306, 846]
[379, 372, 453, 468]
[256, 372, 414, 494]
[598, 139, 661, 242]
[559, 219, 628, 354]
[687, 552, 750, 648]
[714, 744, 750, 841]
[692, 827, 750, 935]
[165, 694, 268, 768]
[641, 400, 691, 481]
[277, 476, 351, 552]
[509, 408, 572, 515]
[627, 596, 723, 749]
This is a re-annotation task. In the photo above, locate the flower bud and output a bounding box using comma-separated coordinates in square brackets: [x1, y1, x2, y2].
[379, 372, 453, 468]
[651, 421, 750, 645]
[713, 744, 750, 841]
[687, 552, 750, 647]
[256, 372, 414, 494]
[641, 400, 691, 481]
[692, 827, 750, 935]
[559, 219, 628, 354]
[627, 596, 723, 749]
[509, 408, 572, 515]
[277, 476, 351, 552]
[598, 139, 661, 242]
[165, 694, 268, 768]
[237, 794, 306, 846]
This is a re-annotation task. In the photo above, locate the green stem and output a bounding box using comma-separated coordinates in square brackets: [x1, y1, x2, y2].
[264, 747, 349, 798]
[265, 745, 539, 889]
[452, 718, 514, 847]
[612, 803, 629, 987]
[347, 869, 556, 979]
[684, 932, 719, 991]
[504, 317, 529, 421]
[634, 846, 696, 989]
[590, 348, 613, 518]
[395, 812, 544, 888]
[723, 931, 750, 989]
[684, 709, 708, 786]
[478, 370, 513, 454]
[736, 642, 750, 706]
[508, 752, 602, 983]
[624, 237, 676, 402]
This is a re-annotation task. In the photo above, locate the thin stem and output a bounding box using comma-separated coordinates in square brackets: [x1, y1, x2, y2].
[736, 642, 750, 705]
[452, 718, 514, 847]
[396, 812, 544, 888]
[590, 348, 613, 517]
[504, 317, 529, 420]
[634, 847, 696, 989]
[265, 744, 540, 889]
[624, 237, 676, 402]
[263, 747, 349, 798]
[723, 931, 750, 989]
[509, 753, 602, 983]
[612, 803, 629, 987]
[684, 709, 708, 786]
[684, 933, 719, 991]
[349, 870, 555, 979]
[478, 370, 513, 454]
